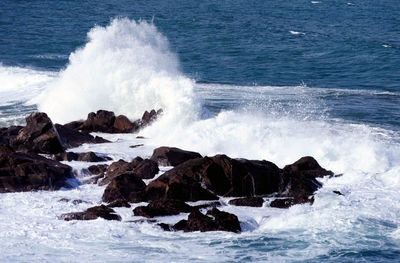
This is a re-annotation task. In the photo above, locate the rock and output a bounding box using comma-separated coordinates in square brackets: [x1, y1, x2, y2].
[132, 159, 159, 179]
[150, 146, 202, 166]
[113, 115, 137, 133]
[158, 223, 172, 231]
[173, 208, 241, 233]
[98, 157, 157, 186]
[60, 205, 121, 221]
[206, 208, 241, 233]
[55, 123, 109, 149]
[0, 146, 74, 193]
[0, 126, 23, 146]
[333, 190, 343, 196]
[283, 156, 333, 178]
[133, 199, 192, 218]
[228, 197, 264, 207]
[193, 201, 222, 210]
[141, 109, 162, 127]
[53, 151, 110, 162]
[63, 120, 84, 131]
[129, 144, 144, 148]
[87, 164, 108, 175]
[10, 112, 63, 154]
[107, 199, 131, 208]
[102, 173, 146, 203]
[270, 196, 314, 209]
[80, 110, 116, 133]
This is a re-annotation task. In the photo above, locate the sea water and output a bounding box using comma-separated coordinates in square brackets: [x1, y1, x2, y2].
[0, 1, 399, 262]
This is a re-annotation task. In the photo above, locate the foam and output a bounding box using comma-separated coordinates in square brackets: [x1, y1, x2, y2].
[32, 18, 200, 125]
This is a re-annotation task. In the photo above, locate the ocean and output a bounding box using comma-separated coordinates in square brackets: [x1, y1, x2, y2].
[0, 0, 400, 262]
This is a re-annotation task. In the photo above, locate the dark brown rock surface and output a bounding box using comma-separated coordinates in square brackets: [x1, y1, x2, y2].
[150, 146, 202, 166]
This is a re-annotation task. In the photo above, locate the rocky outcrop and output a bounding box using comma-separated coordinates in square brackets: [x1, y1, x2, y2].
[60, 205, 121, 221]
[133, 199, 192, 218]
[0, 126, 23, 146]
[150, 146, 202, 166]
[0, 145, 74, 193]
[10, 112, 64, 154]
[173, 208, 241, 233]
[54, 123, 109, 149]
[229, 197, 264, 207]
[102, 173, 146, 203]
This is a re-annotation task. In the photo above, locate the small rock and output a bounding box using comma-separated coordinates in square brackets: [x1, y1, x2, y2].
[150, 146, 202, 166]
[107, 200, 131, 208]
[133, 199, 192, 218]
[60, 205, 121, 221]
[228, 197, 264, 207]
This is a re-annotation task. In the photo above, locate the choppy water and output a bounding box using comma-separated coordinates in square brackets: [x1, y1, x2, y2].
[0, 1, 400, 262]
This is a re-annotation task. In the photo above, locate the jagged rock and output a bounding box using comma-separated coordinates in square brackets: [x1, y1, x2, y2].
[150, 146, 202, 166]
[10, 112, 63, 154]
[228, 197, 264, 207]
[87, 164, 108, 175]
[98, 157, 157, 186]
[0, 145, 74, 193]
[283, 156, 333, 178]
[133, 199, 192, 218]
[55, 123, 109, 149]
[113, 115, 137, 133]
[173, 208, 241, 233]
[80, 110, 116, 133]
[141, 109, 162, 127]
[0, 126, 23, 146]
[333, 190, 343, 196]
[60, 205, 121, 221]
[102, 173, 146, 203]
[158, 223, 172, 231]
[107, 199, 131, 208]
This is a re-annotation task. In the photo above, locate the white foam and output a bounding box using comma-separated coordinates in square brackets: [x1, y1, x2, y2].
[32, 18, 200, 125]
[289, 30, 306, 35]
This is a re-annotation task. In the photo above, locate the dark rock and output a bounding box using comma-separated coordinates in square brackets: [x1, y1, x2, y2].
[0, 126, 23, 146]
[333, 190, 343, 196]
[133, 199, 192, 218]
[150, 146, 202, 166]
[173, 208, 241, 233]
[60, 205, 121, 221]
[10, 112, 64, 154]
[0, 146, 74, 193]
[107, 199, 131, 208]
[270, 196, 314, 209]
[136, 136, 145, 139]
[158, 223, 172, 231]
[206, 208, 241, 233]
[133, 159, 159, 179]
[53, 151, 109, 162]
[130, 144, 144, 148]
[55, 123, 110, 149]
[141, 109, 162, 127]
[63, 120, 84, 131]
[193, 201, 222, 210]
[283, 156, 333, 178]
[113, 115, 137, 133]
[58, 198, 70, 202]
[80, 110, 116, 133]
[87, 164, 108, 175]
[102, 173, 146, 203]
[229, 197, 264, 207]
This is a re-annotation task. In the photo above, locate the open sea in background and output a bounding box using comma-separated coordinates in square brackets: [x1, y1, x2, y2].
[0, 0, 400, 262]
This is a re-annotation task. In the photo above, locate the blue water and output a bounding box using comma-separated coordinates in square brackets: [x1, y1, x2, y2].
[1, 1, 400, 262]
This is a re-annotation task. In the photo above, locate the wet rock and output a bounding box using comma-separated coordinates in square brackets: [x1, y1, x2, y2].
[80, 110, 116, 133]
[87, 164, 108, 175]
[283, 156, 333, 178]
[113, 115, 137, 133]
[173, 208, 241, 233]
[269, 196, 314, 209]
[0, 126, 23, 146]
[133, 159, 159, 179]
[150, 146, 202, 166]
[10, 112, 63, 154]
[0, 146, 74, 193]
[228, 197, 264, 207]
[102, 173, 146, 203]
[107, 199, 131, 208]
[158, 223, 172, 231]
[60, 205, 121, 221]
[55, 123, 109, 149]
[333, 190, 343, 196]
[141, 109, 162, 127]
[129, 144, 144, 148]
[133, 199, 192, 218]
[192, 201, 222, 210]
[53, 151, 110, 162]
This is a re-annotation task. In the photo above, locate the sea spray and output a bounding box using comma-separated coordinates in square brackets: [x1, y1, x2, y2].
[32, 18, 200, 125]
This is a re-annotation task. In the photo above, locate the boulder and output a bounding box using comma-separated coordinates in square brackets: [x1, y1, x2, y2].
[53, 151, 110, 162]
[141, 109, 162, 127]
[10, 112, 63, 154]
[150, 146, 202, 166]
[270, 196, 314, 209]
[228, 197, 264, 207]
[113, 115, 137, 133]
[173, 208, 241, 233]
[102, 173, 146, 203]
[133, 199, 192, 218]
[80, 110, 116, 133]
[0, 146, 74, 193]
[283, 156, 333, 178]
[132, 159, 159, 179]
[87, 164, 108, 175]
[0, 126, 23, 146]
[60, 205, 121, 221]
[107, 199, 131, 208]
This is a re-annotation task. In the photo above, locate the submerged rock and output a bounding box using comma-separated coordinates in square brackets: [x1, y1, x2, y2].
[53, 151, 110, 162]
[60, 205, 121, 221]
[150, 146, 202, 166]
[0, 145, 74, 193]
